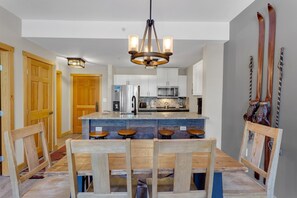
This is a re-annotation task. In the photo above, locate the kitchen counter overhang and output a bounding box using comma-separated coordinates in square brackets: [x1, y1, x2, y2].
[80, 112, 207, 120]
[80, 112, 208, 139]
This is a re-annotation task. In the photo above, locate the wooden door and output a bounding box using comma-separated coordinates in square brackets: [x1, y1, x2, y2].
[56, 71, 62, 138]
[1, 51, 12, 175]
[0, 52, 2, 173]
[24, 52, 54, 152]
[0, 43, 14, 176]
[72, 75, 100, 133]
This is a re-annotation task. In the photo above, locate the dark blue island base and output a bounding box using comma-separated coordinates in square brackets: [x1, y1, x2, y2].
[82, 119, 205, 140]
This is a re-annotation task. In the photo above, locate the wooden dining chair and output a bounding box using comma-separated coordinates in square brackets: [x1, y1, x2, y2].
[223, 121, 283, 198]
[4, 122, 70, 198]
[66, 138, 135, 198]
[148, 138, 216, 198]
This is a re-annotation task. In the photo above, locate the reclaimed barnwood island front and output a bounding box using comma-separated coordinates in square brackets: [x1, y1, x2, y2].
[80, 112, 208, 139]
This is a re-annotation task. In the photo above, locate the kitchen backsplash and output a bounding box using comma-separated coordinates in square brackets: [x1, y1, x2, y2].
[139, 97, 189, 108]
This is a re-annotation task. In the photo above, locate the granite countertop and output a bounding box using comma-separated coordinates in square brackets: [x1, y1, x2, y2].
[80, 112, 208, 120]
[138, 107, 189, 112]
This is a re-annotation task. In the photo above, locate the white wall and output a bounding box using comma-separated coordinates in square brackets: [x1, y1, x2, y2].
[0, 7, 57, 164]
[187, 65, 198, 112]
[202, 44, 224, 148]
[56, 58, 71, 133]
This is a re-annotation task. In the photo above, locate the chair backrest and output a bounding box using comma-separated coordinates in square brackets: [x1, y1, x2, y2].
[66, 138, 132, 198]
[4, 122, 51, 198]
[239, 121, 283, 196]
[152, 138, 216, 198]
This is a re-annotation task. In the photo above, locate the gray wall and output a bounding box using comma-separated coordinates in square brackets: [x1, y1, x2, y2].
[223, 1, 297, 197]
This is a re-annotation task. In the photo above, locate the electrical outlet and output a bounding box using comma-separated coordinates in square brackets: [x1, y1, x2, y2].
[180, 126, 187, 131]
[95, 127, 102, 132]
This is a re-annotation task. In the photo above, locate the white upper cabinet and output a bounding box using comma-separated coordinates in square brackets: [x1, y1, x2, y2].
[178, 75, 187, 97]
[138, 75, 157, 97]
[193, 60, 203, 96]
[147, 75, 157, 97]
[114, 75, 157, 97]
[114, 75, 142, 86]
[157, 68, 179, 86]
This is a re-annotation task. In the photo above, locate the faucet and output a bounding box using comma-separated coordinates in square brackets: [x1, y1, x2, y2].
[164, 102, 169, 109]
[132, 96, 137, 115]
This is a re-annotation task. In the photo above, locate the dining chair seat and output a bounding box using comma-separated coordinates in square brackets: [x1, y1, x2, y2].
[22, 176, 70, 198]
[223, 172, 266, 197]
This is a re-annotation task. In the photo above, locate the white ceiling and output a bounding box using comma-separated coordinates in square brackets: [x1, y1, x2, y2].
[0, 0, 255, 68]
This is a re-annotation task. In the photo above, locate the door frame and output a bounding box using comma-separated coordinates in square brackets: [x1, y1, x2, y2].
[70, 74, 102, 133]
[0, 42, 15, 175]
[56, 71, 62, 138]
[23, 51, 55, 150]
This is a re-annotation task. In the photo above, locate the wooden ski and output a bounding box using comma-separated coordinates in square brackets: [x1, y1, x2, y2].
[243, 13, 265, 121]
[253, 3, 276, 178]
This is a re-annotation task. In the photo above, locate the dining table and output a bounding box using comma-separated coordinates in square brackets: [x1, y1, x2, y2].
[45, 139, 247, 198]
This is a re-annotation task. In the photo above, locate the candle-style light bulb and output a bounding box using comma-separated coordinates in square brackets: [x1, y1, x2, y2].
[128, 35, 139, 52]
[163, 36, 173, 54]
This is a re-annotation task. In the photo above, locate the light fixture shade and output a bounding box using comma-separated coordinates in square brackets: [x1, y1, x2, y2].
[163, 36, 173, 54]
[128, 35, 139, 52]
[67, 58, 85, 69]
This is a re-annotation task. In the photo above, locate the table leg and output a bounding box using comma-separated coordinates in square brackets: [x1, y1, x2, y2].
[193, 173, 223, 198]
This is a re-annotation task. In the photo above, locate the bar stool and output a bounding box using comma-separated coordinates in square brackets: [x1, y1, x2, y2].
[118, 129, 137, 139]
[187, 129, 205, 139]
[159, 129, 174, 139]
[89, 131, 109, 139]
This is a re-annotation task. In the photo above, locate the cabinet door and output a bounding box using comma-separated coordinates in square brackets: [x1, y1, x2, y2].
[139, 75, 149, 97]
[157, 68, 179, 86]
[148, 75, 157, 97]
[193, 60, 203, 95]
[167, 68, 179, 86]
[157, 68, 167, 86]
[178, 75, 187, 97]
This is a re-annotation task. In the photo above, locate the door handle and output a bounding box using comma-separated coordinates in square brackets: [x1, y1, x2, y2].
[49, 111, 53, 115]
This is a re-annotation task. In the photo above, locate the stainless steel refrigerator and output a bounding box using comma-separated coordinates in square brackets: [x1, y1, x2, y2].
[112, 85, 139, 113]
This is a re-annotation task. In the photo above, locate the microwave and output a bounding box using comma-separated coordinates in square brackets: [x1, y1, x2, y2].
[157, 86, 179, 98]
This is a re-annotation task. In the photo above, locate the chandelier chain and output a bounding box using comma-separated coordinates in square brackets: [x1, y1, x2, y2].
[150, 0, 152, 20]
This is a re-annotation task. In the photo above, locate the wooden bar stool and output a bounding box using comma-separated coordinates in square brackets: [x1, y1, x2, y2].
[159, 129, 174, 139]
[89, 131, 109, 139]
[118, 129, 137, 139]
[187, 129, 205, 139]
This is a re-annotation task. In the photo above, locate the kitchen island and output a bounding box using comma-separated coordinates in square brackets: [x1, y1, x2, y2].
[80, 112, 207, 139]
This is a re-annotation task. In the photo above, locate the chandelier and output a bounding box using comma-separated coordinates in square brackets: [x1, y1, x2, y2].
[128, 0, 173, 69]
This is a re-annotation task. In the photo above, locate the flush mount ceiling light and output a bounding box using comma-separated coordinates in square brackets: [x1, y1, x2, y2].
[67, 57, 85, 69]
[128, 0, 173, 69]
